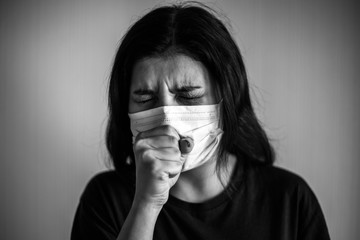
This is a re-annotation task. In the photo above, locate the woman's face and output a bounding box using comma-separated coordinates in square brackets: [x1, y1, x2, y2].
[128, 55, 218, 113]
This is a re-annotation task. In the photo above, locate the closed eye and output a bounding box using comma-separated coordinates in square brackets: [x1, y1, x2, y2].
[176, 86, 202, 93]
[176, 88, 204, 104]
[133, 95, 155, 104]
[177, 93, 203, 99]
[132, 89, 156, 104]
[133, 89, 155, 95]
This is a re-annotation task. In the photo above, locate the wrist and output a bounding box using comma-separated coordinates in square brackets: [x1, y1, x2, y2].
[132, 196, 164, 214]
[117, 197, 162, 240]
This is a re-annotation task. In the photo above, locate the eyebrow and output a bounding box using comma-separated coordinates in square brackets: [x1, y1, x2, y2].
[176, 86, 202, 93]
[133, 89, 155, 95]
[133, 86, 202, 95]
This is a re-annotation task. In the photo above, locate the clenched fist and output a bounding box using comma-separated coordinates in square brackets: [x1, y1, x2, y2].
[132, 125, 193, 209]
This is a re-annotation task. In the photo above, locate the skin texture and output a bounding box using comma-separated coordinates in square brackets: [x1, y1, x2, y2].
[128, 55, 218, 113]
[117, 55, 235, 240]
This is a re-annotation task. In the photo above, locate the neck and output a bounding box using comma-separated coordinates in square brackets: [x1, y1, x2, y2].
[170, 153, 237, 203]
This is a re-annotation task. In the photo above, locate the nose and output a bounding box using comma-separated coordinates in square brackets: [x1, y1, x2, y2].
[155, 84, 178, 108]
[157, 94, 171, 107]
[156, 94, 178, 108]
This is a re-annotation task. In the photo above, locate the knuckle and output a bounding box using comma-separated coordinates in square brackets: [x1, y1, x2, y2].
[146, 160, 159, 174]
[163, 125, 179, 139]
[172, 147, 181, 157]
[133, 139, 145, 152]
[173, 160, 182, 168]
[167, 135, 179, 146]
[140, 149, 153, 161]
[139, 151, 160, 173]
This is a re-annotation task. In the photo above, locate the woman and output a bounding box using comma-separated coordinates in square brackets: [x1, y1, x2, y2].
[71, 3, 330, 240]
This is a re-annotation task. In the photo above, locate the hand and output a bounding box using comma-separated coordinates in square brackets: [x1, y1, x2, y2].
[132, 125, 185, 209]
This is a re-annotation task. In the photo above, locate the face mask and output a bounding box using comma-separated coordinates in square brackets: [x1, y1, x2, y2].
[128, 102, 223, 171]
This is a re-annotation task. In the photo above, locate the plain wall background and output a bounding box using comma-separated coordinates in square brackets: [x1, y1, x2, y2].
[1, 0, 359, 239]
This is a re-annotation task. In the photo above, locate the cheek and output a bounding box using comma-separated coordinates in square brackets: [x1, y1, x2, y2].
[128, 100, 141, 114]
[128, 101, 134, 113]
[215, 87, 221, 102]
[207, 85, 220, 104]
[127, 94, 134, 113]
[128, 91, 138, 113]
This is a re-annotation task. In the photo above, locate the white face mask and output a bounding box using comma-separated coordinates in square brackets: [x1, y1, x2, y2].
[128, 102, 223, 171]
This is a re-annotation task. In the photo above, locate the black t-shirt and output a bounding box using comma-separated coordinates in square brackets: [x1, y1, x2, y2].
[71, 164, 330, 240]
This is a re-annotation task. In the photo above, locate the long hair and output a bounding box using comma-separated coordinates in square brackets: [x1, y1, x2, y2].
[106, 2, 274, 175]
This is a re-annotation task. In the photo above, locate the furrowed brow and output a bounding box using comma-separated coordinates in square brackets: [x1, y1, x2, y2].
[176, 86, 202, 92]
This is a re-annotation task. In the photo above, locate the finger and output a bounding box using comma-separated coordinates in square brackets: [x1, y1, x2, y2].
[153, 148, 183, 179]
[179, 137, 194, 154]
[140, 148, 183, 178]
[136, 125, 180, 141]
[152, 147, 182, 162]
[156, 158, 183, 180]
[137, 147, 182, 165]
[141, 135, 180, 149]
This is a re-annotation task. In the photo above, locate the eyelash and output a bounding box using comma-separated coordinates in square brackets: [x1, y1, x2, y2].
[177, 94, 202, 101]
[136, 94, 203, 104]
[137, 98, 153, 104]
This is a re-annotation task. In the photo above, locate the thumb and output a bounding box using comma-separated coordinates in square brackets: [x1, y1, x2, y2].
[179, 137, 194, 154]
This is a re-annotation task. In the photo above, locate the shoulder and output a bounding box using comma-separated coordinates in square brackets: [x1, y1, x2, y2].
[71, 170, 135, 239]
[243, 165, 330, 239]
[249, 165, 311, 195]
[253, 165, 324, 209]
[240, 164, 320, 206]
[80, 169, 135, 206]
[256, 165, 304, 183]
[262, 166, 330, 239]
[83, 170, 129, 187]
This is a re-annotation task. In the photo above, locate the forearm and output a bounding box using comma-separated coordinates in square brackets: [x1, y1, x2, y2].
[116, 201, 162, 240]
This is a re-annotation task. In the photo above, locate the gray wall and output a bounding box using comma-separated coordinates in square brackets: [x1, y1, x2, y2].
[1, 0, 359, 239]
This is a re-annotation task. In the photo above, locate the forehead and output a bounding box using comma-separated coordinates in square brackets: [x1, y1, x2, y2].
[130, 55, 212, 90]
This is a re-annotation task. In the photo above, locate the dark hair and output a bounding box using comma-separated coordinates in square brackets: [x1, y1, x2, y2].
[106, 2, 274, 175]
